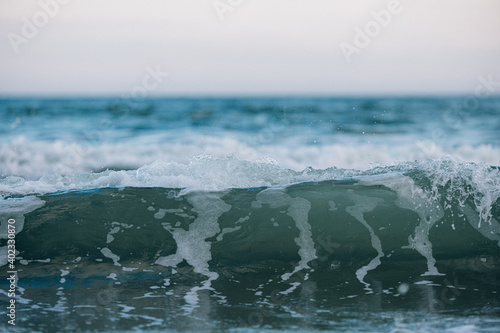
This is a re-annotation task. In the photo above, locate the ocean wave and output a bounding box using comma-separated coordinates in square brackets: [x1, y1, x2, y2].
[1, 172, 498, 291]
[1, 136, 500, 179]
[1, 157, 499, 222]
[1, 156, 499, 331]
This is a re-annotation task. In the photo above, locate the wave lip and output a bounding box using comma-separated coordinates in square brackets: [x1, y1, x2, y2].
[1, 156, 499, 199]
[0, 155, 360, 196]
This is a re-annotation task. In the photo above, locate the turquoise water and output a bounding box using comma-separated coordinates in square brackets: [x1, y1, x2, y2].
[0, 97, 499, 332]
[1, 96, 499, 179]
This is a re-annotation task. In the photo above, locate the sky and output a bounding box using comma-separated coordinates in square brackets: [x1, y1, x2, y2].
[0, 0, 499, 96]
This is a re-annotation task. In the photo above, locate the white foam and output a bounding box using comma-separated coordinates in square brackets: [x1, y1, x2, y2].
[445, 325, 478, 333]
[256, 188, 317, 281]
[0, 196, 45, 238]
[360, 173, 444, 276]
[461, 205, 500, 247]
[122, 267, 137, 272]
[154, 209, 168, 220]
[132, 292, 161, 299]
[0, 196, 45, 267]
[101, 247, 121, 266]
[280, 282, 301, 295]
[106, 226, 120, 243]
[1, 154, 499, 204]
[0, 155, 360, 196]
[2, 136, 499, 180]
[216, 226, 241, 241]
[346, 192, 384, 292]
[51, 289, 67, 312]
[155, 192, 231, 314]
[397, 283, 410, 295]
[404, 158, 500, 228]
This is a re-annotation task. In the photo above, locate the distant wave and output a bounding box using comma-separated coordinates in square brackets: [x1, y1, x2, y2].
[1, 136, 500, 179]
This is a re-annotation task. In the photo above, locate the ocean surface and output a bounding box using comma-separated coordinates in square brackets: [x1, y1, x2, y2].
[0, 96, 499, 332]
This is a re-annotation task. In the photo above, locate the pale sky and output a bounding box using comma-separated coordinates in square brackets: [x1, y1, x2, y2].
[0, 0, 499, 96]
